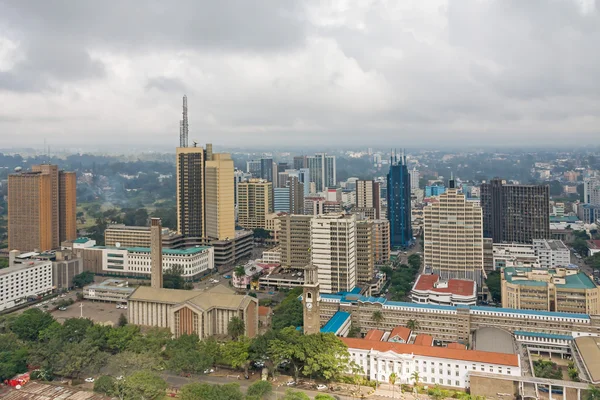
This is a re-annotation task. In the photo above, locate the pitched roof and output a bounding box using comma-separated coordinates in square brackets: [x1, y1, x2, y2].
[341, 338, 519, 367]
[413, 334, 433, 347]
[389, 326, 411, 342]
[364, 329, 385, 341]
[447, 342, 467, 350]
[129, 285, 253, 311]
[258, 306, 272, 317]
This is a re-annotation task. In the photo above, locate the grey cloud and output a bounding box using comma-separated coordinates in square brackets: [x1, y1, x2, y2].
[146, 77, 187, 93]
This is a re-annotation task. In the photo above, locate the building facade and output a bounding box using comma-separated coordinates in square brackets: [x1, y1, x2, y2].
[237, 179, 273, 229]
[423, 185, 484, 285]
[0, 260, 53, 311]
[356, 180, 381, 219]
[307, 153, 336, 192]
[372, 219, 391, 264]
[356, 220, 375, 285]
[387, 153, 412, 248]
[176, 146, 205, 238]
[410, 274, 477, 306]
[278, 214, 312, 269]
[532, 239, 570, 268]
[204, 153, 235, 240]
[481, 179, 550, 243]
[583, 177, 600, 205]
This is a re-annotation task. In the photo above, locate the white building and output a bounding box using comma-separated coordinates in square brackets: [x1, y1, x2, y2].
[342, 337, 521, 389]
[311, 214, 356, 294]
[261, 246, 281, 264]
[532, 239, 570, 268]
[409, 167, 419, 190]
[492, 243, 540, 270]
[88, 246, 214, 280]
[0, 260, 53, 311]
[410, 274, 477, 306]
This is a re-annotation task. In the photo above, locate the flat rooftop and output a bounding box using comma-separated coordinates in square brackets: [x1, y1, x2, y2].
[473, 327, 515, 355]
[413, 274, 476, 296]
[85, 279, 136, 294]
[575, 336, 600, 383]
[92, 245, 211, 255]
[0, 260, 51, 276]
[503, 267, 597, 290]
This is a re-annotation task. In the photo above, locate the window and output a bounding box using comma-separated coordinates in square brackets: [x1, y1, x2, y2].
[455, 380, 460, 386]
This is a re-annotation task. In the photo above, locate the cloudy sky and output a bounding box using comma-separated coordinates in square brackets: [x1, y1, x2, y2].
[0, 0, 599, 150]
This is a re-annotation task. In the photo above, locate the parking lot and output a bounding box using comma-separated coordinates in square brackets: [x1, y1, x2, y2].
[52, 300, 124, 326]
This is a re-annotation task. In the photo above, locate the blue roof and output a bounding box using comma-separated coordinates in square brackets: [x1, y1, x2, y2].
[514, 331, 573, 341]
[321, 311, 351, 334]
[386, 300, 457, 312]
[320, 294, 343, 300]
[470, 306, 590, 320]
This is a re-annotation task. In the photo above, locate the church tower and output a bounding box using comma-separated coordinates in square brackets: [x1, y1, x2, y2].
[303, 264, 321, 335]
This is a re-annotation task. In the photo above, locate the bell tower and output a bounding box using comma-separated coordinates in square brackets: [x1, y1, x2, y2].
[303, 264, 321, 335]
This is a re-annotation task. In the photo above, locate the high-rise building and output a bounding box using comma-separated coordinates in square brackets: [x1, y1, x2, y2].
[409, 167, 420, 190]
[278, 214, 312, 269]
[423, 180, 484, 285]
[204, 153, 235, 240]
[293, 155, 307, 170]
[356, 180, 381, 219]
[356, 220, 374, 285]
[481, 179, 550, 243]
[246, 160, 261, 178]
[311, 213, 356, 293]
[150, 218, 163, 289]
[372, 219, 390, 264]
[289, 176, 305, 215]
[307, 153, 336, 192]
[58, 171, 77, 243]
[584, 177, 600, 205]
[237, 179, 273, 229]
[273, 187, 290, 212]
[386, 152, 412, 248]
[260, 158, 275, 183]
[176, 146, 205, 238]
[8, 164, 77, 252]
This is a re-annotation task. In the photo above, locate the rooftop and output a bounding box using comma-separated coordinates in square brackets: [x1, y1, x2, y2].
[413, 334, 433, 347]
[575, 336, 600, 383]
[413, 274, 476, 297]
[84, 279, 136, 294]
[342, 337, 519, 367]
[321, 311, 351, 334]
[0, 381, 111, 400]
[0, 259, 52, 276]
[514, 330, 572, 341]
[588, 240, 600, 250]
[389, 326, 412, 343]
[365, 329, 385, 341]
[73, 237, 93, 244]
[129, 284, 253, 310]
[503, 266, 597, 290]
[93, 245, 211, 255]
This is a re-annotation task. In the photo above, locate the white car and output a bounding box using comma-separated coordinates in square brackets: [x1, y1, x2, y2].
[85, 378, 95, 383]
[316, 384, 328, 391]
[204, 369, 214, 374]
[286, 380, 296, 386]
[116, 376, 124, 381]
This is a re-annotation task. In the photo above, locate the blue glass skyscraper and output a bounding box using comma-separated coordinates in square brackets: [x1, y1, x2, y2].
[387, 151, 413, 248]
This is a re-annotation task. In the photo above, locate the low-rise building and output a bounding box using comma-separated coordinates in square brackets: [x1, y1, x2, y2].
[104, 224, 183, 248]
[532, 239, 570, 268]
[83, 279, 135, 303]
[588, 240, 600, 256]
[342, 337, 520, 389]
[261, 246, 281, 264]
[410, 274, 477, 306]
[493, 243, 540, 270]
[232, 262, 270, 289]
[0, 260, 53, 311]
[258, 269, 304, 289]
[501, 267, 600, 314]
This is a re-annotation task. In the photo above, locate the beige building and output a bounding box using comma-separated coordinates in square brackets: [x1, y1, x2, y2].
[355, 180, 381, 219]
[105, 224, 182, 248]
[278, 214, 312, 269]
[128, 284, 258, 339]
[205, 153, 235, 240]
[372, 219, 390, 264]
[8, 164, 76, 252]
[176, 146, 205, 238]
[501, 267, 600, 314]
[423, 185, 484, 285]
[356, 220, 374, 285]
[311, 213, 356, 293]
[237, 179, 273, 230]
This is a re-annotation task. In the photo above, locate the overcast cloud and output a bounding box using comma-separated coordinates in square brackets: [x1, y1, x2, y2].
[0, 0, 599, 150]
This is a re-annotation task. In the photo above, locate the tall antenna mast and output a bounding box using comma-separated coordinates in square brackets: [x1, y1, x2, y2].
[180, 95, 189, 147]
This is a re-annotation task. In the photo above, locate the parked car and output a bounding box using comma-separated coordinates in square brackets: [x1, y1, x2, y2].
[85, 378, 95, 383]
[286, 380, 296, 386]
[204, 369, 214, 374]
[58, 307, 67, 311]
[316, 384, 328, 390]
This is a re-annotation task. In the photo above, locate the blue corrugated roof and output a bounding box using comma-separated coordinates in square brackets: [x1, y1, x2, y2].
[320, 294, 343, 300]
[514, 331, 573, 341]
[321, 311, 351, 334]
[470, 306, 590, 320]
[385, 300, 457, 312]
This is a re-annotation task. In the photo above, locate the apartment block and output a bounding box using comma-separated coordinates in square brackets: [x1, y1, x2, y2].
[356, 220, 375, 285]
[0, 260, 53, 311]
[372, 219, 390, 264]
[278, 214, 312, 269]
[237, 179, 273, 229]
[532, 239, 570, 268]
[204, 153, 235, 240]
[356, 180, 381, 219]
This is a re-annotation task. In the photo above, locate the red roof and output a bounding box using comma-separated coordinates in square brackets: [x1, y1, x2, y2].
[258, 306, 272, 317]
[447, 342, 467, 350]
[389, 326, 411, 343]
[341, 338, 519, 367]
[588, 240, 600, 250]
[413, 334, 433, 347]
[364, 329, 385, 341]
[413, 274, 475, 297]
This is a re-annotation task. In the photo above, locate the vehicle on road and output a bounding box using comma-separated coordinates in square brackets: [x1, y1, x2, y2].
[85, 378, 95, 383]
[58, 307, 67, 311]
[316, 384, 328, 390]
[204, 369, 214, 374]
[287, 380, 296, 386]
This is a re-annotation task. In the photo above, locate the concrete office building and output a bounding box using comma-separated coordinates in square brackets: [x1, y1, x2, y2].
[307, 153, 336, 192]
[532, 239, 570, 268]
[52, 251, 84, 291]
[128, 284, 258, 339]
[356, 180, 381, 219]
[83, 279, 135, 303]
[8, 165, 77, 252]
[0, 260, 53, 311]
[578, 203, 600, 224]
[583, 177, 600, 205]
[409, 167, 420, 190]
[356, 220, 375, 285]
[481, 179, 550, 243]
[204, 153, 235, 241]
[286, 168, 310, 197]
[372, 219, 390, 264]
[311, 214, 356, 293]
[493, 243, 540, 270]
[410, 274, 477, 306]
[176, 146, 205, 238]
[259, 158, 276, 183]
[387, 151, 412, 248]
[293, 155, 307, 170]
[425, 185, 446, 197]
[246, 160, 261, 178]
[501, 267, 600, 314]
[278, 214, 312, 269]
[105, 224, 184, 249]
[273, 176, 304, 214]
[150, 218, 163, 289]
[424, 181, 484, 285]
[237, 179, 273, 229]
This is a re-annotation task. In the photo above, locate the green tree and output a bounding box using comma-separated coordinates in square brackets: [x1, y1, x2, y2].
[411, 371, 420, 387]
[272, 288, 304, 330]
[573, 238, 589, 256]
[588, 253, 600, 271]
[94, 375, 116, 395]
[282, 389, 310, 400]
[302, 333, 351, 382]
[406, 319, 420, 331]
[105, 351, 164, 376]
[314, 395, 337, 400]
[407, 254, 421, 270]
[165, 334, 213, 375]
[163, 264, 186, 289]
[62, 318, 94, 343]
[234, 265, 246, 277]
[587, 385, 600, 400]
[0, 258, 8, 269]
[252, 228, 270, 240]
[179, 382, 244, 400]
[228, 316, 245, 340]
[127, 327, 172, 354]
[533, 359, 563, 380]
[121, 370, 167, 400]
[0, 333, 28, 381]
[389, 372, 397, 398]
[118, 313, 128, 327]
[221, 336, 251, 374]
[246, 380, 273, 399]
[372, 310, 384, 328]
[485, 271, 501, 302]
[54, 341, 107, 379]
[107, 324, 141, 353]
[72, 271, 95, 288]
[10, 308, 55, 341]
[430, 385, 444, 400]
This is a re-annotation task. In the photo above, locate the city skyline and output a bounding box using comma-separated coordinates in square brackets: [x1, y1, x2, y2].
[1, 1, 599, 149]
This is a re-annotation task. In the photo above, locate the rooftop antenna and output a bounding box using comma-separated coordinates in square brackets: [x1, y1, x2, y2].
[180, 95, 189, 147]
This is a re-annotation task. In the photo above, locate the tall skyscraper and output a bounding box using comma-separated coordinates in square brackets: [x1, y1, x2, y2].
[584, 177, 600, 205]
[8, 164, 77, 252]
[278, 214, 313, 269]
[287, 168, 310, 197]
[260, 158, 276, 183]
[372, 219, 390, 264]
[237, 179, 273, 229]
[246, 160, 261, 178]
[293, 155, 307, 170]
[311, 213, 356, 294]
[355, 180, 381, 219]
[409, 167, 420, 190]
[386, 151, 412, 248]
[150, 217, 163, 289]
[423, 179, 484, 285]
[176, 146, 205, 238]
[307, 153, 336, 192]
[356, 220, 374, 285]
[481, 179, 550, 243]
[204, 153, 235, 240]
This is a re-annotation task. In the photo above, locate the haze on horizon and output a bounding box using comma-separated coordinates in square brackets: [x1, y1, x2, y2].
[0, 0, 599, 151]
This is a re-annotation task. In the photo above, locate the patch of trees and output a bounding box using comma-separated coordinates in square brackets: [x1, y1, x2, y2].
[485, 271, 501, 303]
[72, 272, 95, 288]
[271, 288, 304, 331]
[533, 359, 563, 380]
